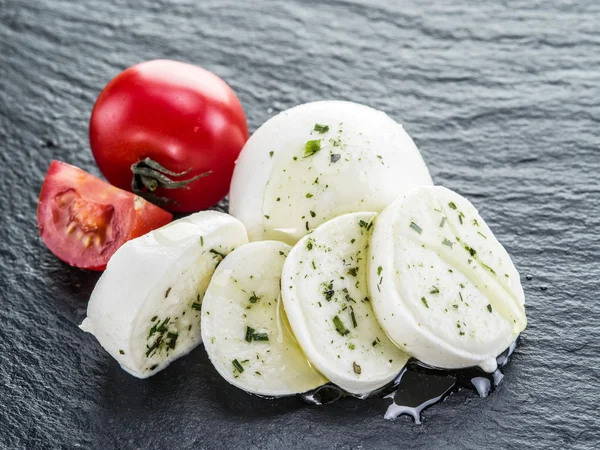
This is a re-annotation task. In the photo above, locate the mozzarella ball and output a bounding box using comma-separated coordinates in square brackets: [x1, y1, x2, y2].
[281, 212, 409, 395]
[229, 101, 433, 244]
[80, 211, 248, 378]
[369, 186, 527, 372]
[201, 241, 327, 396]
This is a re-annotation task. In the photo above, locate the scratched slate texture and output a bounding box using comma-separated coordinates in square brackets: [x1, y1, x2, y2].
[0, 0, 599, 448]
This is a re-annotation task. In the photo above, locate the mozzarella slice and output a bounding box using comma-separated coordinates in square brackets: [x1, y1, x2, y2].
[281, 212, 409, 395]
[369, 186, 527, 372]
[201, 241, 327, 396]
[80, 211, 248, 378]
[229, 101, 433, 244]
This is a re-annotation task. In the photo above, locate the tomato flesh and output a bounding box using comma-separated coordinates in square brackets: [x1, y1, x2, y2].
[89, 59, 249, 212]
[38, 161, 172, 270]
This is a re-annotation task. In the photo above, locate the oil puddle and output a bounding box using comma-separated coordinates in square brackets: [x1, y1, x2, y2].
[301, 339, 518, 423]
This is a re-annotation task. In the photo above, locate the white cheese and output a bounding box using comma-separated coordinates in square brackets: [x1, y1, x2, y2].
[229, 101, 433, 244]
[201, 241, 327, 396]
[281, 212, 409, 395]
[80, 211, 248, 378]
[368, 186, 527, 372]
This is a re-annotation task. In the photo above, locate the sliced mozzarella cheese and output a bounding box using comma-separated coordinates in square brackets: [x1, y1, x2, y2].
[369, 186, 527, 372]
[229, 101, 433, 244]
[201, 241, 327, 396]
[281, 212, 409, 395]
[80, 211, 248, 378]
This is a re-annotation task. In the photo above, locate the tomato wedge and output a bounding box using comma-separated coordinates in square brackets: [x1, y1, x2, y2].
[37, 161, 173, 270]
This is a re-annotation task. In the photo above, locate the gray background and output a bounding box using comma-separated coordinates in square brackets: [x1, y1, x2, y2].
[1, 0, 598, 448]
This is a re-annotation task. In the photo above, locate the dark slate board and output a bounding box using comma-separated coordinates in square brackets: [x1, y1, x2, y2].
[1, 0, 599, 448]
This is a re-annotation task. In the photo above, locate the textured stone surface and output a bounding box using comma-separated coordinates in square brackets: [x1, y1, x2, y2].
[1, 0, 599, 448]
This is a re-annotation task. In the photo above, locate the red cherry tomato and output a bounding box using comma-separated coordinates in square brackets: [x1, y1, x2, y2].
[89, 59, 248, 213]
[37, 161, 173, 271]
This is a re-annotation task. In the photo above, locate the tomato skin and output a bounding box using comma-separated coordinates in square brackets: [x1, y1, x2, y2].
[89, 59, 248, 213]
[37, 161, 173, 271]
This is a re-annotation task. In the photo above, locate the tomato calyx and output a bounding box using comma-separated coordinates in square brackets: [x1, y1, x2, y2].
[131, 158, 211, 207]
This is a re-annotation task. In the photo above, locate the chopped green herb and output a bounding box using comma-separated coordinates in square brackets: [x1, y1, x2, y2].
[150, 364, 158, 370]
[430, 286, 440, 294]
[305, 221, 309, 231]
[452, 304, 459, 309]
[459, 292, 464, 302]
[200, 236, 204, 246]
[145, 339, 160, 357]
[312, 260, 316, 270]
[363, 297, 370, 302]
[253, 333, 269, 341]
[165, 287, 172, 298]
[323, 281, 334, 301]
[310, 210, 316, 218]
[465, 245, 477, 257]
[377, 266, 383, 276]
[448, 202, 457, 210]
[440, 216, 447, 228]
[421, 297, 429, 308]
[353, 362, 362, 374]
[348, 343, 355, 350]
[409, 222, 423, 234]
[359, 220, 370, 229]
[305, 193, 313, 198]
[156, 317, 170, 333]
[276, 197, 281, 201]
[269, 150, 274, 157]
[314, 123, 330, 133]
[481, 262, 496, 274]
[459, 211, 465, 224]
[350, 238, 356, 244]
[442, 238, 454, 248]
[245, 326, 255, 342]
[473, 219, 480, 226]
[304, 139, 321, 157]
[306, 239, 313, 251]
[279, 251, 285, 256]
[487, 304, 493, 313]
[191, 302, 202, 311]
[151, 316, 158, 322]
[166, 332, 178, 350]
[478, 231, 487, 239]
[232, 359, 244, 373]
[459, 331, 465, 336]
[248, 292, 260, 303]
[350, 309, 358, 328]
[330, 153, 341, 163]
[333, 315, 350, 336]
[347, 267, 359, 277]
[264, 215, 270, 219]
[255, 371, 262, 376]
[119, 349, 125, 355]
